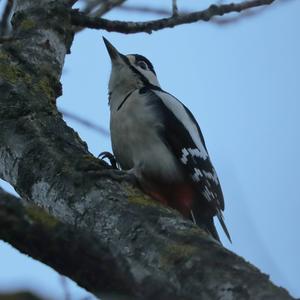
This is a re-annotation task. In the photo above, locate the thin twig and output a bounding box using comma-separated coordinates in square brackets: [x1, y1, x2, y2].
[116, 5, 266, 27]
[212, 5, 268, 25]
[91, 0, 126, 17]
[172, 0, 178, 16]
[0, 0, 14, 36]
[60, 276, 71, 300]
[116, 5, 178, 16]
[80, 0, 126, 17]
[67, 0, 79, 7]
[82, 0, 104, 15]
[75, 0, 126, 33]
[71, 0, 276, 34]
[61, 109, 110, 137]
[115, 0, 291, 24]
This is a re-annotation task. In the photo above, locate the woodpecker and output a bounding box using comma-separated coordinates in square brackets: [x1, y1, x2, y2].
[103, 37, 231, 243]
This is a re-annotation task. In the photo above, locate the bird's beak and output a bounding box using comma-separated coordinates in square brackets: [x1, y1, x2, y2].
[103, 37, 123, 62]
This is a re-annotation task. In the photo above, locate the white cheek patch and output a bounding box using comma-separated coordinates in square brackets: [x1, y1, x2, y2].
[126, 54, 160, 87]
[127, 55, 135, 64]
[138, 67, 160, 87]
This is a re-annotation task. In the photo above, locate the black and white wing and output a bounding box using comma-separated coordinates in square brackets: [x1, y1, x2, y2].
[146, 87, 231, 242]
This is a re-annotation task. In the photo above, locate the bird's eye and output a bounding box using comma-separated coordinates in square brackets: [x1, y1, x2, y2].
[137, 61, 148, 70]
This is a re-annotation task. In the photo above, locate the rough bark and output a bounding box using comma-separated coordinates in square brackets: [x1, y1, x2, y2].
[0, 187, 132, 296]
[0, 0, 294, 299]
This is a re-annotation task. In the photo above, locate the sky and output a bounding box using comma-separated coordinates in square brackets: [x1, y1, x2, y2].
[0, 0, 299, 299]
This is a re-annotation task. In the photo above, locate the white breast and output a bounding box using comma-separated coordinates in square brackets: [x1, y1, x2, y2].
[110, 89, 183, 183]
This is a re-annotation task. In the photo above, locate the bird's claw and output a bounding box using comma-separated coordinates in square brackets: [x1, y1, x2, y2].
[88, 168, 137, 185]
[98, 151, 119, 169]
[97, 152, 137, 183]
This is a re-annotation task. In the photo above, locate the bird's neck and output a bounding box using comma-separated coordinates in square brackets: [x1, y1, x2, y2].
[109, 81, 141, 112]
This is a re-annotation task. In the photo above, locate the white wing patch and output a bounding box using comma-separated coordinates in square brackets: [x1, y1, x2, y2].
[203, 169, 219, 184]
[153, 90, 208, 160]
[181, 147, 207, 165]
[191, 168, 203, 182]
[181, 148, 189, 164]
[188, 147, 207, 160]
[203, 186, 216, 202]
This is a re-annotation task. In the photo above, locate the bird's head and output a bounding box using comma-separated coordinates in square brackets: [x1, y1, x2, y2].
[103, 37, 160, 98]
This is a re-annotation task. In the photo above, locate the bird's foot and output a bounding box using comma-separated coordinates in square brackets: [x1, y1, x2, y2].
[94, 154, 138, 184]
[98, 151, 119, 169]
[88, 168, 137, 185]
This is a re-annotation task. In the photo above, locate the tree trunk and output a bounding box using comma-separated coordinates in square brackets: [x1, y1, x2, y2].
[0, 1, 294, 299]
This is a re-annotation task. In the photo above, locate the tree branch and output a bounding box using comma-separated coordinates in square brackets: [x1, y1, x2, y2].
[0, 187, 132, 297]
[115, 5, 188, 17]
[114, 4, 270, 27]
[74, 0, 126, 33]
[0, 0, 294, 299]
[61, 109, 110, 136]
[71, 0, 276, 34]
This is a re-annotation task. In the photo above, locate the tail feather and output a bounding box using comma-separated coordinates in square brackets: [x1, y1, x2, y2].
[190, 210, 221, 243]
[216, 210, 232, 243]
[206, 217, 221, 243]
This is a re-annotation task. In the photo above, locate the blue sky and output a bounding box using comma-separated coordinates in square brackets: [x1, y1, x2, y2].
[0, 0, 299, 299]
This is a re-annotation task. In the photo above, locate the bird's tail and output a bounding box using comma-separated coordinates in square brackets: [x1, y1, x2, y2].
[206, 217, 221, 243]
[216, 209, 232, 243]
[190, 210, 221, 244]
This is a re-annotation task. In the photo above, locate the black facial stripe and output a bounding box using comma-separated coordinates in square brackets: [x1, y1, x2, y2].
[121, 54, 149, 84]
[131, 54, 156, 76]
[121, 54, 161, 91]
